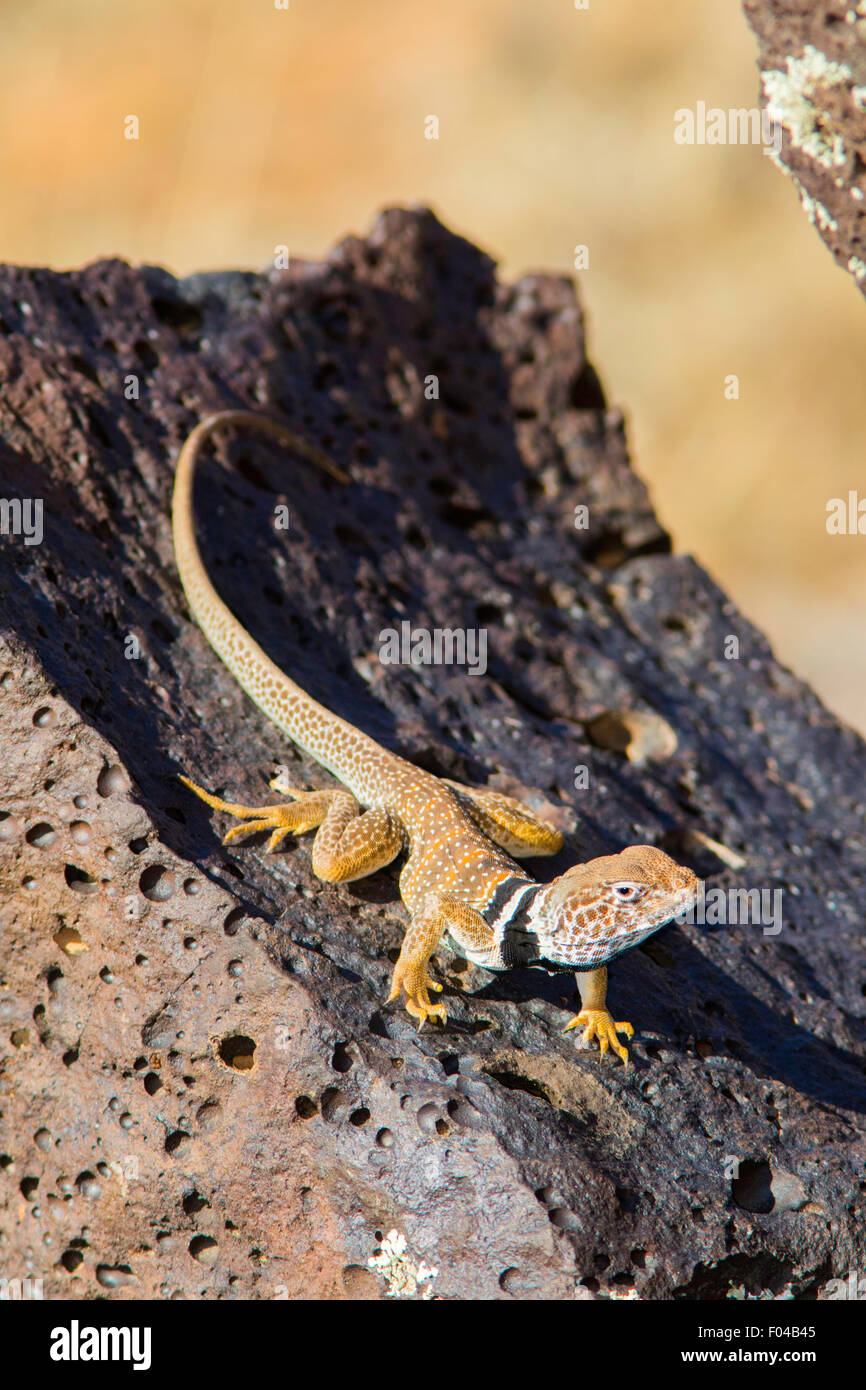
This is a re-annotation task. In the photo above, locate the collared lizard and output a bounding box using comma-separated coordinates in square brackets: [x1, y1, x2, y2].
[173, 410, 699, 1063]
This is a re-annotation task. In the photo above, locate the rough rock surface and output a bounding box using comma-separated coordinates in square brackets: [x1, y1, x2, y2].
[744, 0, 866, 294]
[1, 207, 865, 1301]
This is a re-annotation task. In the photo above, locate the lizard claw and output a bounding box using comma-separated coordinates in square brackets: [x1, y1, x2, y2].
[565, 1008, 634, 1065]
[387, 966, 447, 1028]
[222, 819, 273, 846]
[221, 816, 298, 850]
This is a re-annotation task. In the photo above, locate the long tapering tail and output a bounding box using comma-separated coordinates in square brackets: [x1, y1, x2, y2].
[171, 410, 384, 786]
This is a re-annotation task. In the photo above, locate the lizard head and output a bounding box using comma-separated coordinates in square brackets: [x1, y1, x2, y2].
[531, 845, 699, 969]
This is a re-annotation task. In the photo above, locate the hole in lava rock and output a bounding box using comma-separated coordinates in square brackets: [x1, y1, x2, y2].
[216, 1034, 256, 1071]
[139, 865, 176, 902]
[731, 1160, 774, 1214]
[64, 865, 98, 894]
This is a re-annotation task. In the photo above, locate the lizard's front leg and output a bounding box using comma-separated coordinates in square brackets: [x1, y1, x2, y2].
[388, 894, 493, 1029]
[443, 781, 564, 858]
[565, 965, 634, 1065]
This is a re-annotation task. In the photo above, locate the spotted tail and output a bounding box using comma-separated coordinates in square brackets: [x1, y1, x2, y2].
[172, 410, 389, 791]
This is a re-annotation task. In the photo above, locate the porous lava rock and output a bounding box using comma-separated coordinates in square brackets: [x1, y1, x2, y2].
[1, 207, 865, 1300]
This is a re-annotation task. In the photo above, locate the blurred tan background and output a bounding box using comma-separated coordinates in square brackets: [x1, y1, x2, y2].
[4, 0, 865, 730]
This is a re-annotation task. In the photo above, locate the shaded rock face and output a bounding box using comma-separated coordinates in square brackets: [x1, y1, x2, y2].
[0, 206, 865, 1302]
[744, 0, 866, 294]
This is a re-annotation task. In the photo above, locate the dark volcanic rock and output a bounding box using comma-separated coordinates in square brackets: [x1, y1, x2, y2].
[743, 0, 866, 295]
[0, 206, 865, 1301]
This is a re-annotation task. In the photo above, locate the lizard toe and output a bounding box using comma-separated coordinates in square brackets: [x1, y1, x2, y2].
[222, 819, 271, 845]
[565, 1008, 632, 1066]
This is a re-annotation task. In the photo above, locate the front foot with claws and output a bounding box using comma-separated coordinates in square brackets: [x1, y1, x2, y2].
[387, 962, 447, 1030]
[565, 1008, 634, 1065]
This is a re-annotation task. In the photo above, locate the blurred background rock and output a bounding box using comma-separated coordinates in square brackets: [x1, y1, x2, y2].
[4, 0, 864, 730]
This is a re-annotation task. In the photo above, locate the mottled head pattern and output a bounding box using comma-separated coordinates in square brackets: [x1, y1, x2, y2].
[533, 845, 699, 969]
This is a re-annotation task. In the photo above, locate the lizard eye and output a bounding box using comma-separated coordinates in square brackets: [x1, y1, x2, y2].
[612, 881, 646, 903]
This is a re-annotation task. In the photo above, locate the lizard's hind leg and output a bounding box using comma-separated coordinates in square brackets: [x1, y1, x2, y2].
[180, 775, 338, 852]
[310, 799, 404, 883]
[445, 782, 564, 857]
[180, 775, 404, 879]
